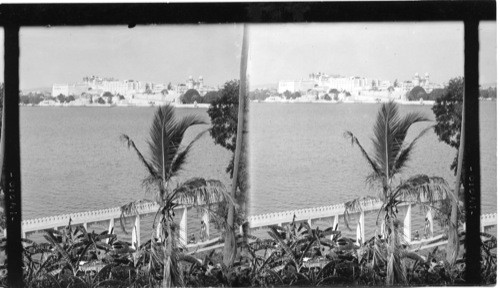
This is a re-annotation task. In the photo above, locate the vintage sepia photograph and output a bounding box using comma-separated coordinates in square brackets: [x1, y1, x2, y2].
[0, 2, 496, 287]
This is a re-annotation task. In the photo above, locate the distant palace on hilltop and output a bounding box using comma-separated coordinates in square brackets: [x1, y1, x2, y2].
[51, 75, 218, 106]
[276, 72, 445, 102]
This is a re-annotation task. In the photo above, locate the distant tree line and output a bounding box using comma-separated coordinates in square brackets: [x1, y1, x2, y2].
[180, 89, 222, 104]
[249, 89, 271, 101]
[407, 85, 496, 101]
[19, 92, 46, 105]
[19, 91, 129, 105]
[479, 86, 497, 99]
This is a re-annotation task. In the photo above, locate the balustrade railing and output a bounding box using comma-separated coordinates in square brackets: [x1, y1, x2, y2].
[19, 199, 497, 252]
[247, 200, 497, 248]
[20, 202, 214, 250]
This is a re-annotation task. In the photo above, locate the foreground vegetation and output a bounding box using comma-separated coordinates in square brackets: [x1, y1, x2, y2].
[0, 218, 495, 287]
[344, 101, 455, 284]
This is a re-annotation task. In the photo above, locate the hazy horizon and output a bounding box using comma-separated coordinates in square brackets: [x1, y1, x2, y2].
[248, 22, 496, 89]
[0, 22, 496, 90]
[11, 25, 244, 90]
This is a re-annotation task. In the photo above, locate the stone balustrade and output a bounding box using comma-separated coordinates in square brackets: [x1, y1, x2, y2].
[19, 199, 497, 252]
[247, 200, 497, 247]
[20, 202, 207, 250]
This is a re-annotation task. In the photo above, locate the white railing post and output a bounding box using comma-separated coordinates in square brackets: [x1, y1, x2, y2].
[132, 215, 141, 250]
[425, 209, 433, 238]
[307, 218, 312, 227]
[179, 207, 188, 246]
[105, 218, 114, 244]
[404, 204, 412, 243]
[83, 223, 88, 231]
[202, 209, 210, 239]
[330, 215, 339, 240]
[356, 211, 365, 245]
[333, 215, 339, 231]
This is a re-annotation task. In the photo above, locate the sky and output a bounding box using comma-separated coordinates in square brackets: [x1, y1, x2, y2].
[0, 22, 497, 90]
[248, 22, 497, 88]
[14, 25, 244, 90]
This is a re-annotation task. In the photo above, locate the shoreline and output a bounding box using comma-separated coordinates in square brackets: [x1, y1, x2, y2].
[19, 99, 497, 108]
[21, 103, 211, 109]
[257, 99, 438, 105]
[258, 98, 496, 105]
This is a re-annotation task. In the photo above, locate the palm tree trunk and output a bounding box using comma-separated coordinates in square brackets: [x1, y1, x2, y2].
[447, 96, 466, 264]
[223, 24, 248, 267]
[162, 216, 173, 288]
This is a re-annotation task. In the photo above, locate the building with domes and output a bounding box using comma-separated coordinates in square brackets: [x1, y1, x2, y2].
[410, 72, 442, 93]
[177, 75, 215, 96]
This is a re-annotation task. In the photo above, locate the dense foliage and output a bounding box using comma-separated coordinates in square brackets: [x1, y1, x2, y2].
[19, 93, 45, 105]
[407, 86, 429, 101]
[480, 86, 497, 99]
[207, 80, 239, 159]
[207, 80, 248, 227]
[181, 89, 202, 104]
[202, 91, 221, 104]
[56, 94, 66, 104]
[207, 80, 248, 188]
[5, 219, 496, 287]
[431, 77, 464, 172]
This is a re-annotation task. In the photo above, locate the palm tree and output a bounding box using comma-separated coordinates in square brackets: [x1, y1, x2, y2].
[344, 101, 454, 285]
[120, 104, 233, 287]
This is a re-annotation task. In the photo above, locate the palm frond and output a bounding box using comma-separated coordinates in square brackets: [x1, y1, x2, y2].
[120, 134, 158, 179]
[392, 111, 430, 147]
[172, 178, 234, 207]
[371, 102, 430, 180]
[371, 101, 400, 180]
[168, 129, 208, 179]
[344, 130, 382, 176]
[392, 125, 433, 176]
[147, 104, 206, 181]
[393, 175, 453, 204]
[365, 172, 384, 197]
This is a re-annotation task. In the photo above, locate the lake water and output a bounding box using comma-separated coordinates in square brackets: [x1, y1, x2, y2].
[20, 103, 496, 239]
[249, 102, 496, 237]
[20, 107, 230, 214]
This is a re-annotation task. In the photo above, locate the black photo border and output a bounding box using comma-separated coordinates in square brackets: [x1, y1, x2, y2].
[0, 2, 495, 286]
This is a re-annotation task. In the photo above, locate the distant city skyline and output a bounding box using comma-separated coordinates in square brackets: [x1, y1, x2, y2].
[248, 22, 496, 88]
[2, 25, 244, 90]
[0, 22, 496, 90]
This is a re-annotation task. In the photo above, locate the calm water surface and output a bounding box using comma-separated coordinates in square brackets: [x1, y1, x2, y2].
[20, 103, 497, 238]
[249, 102, 497, 218]
[21, 107, 232, 220]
